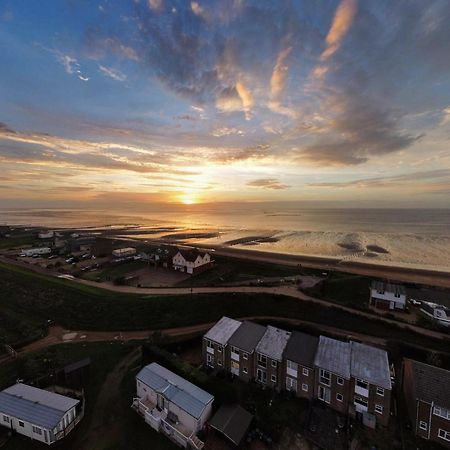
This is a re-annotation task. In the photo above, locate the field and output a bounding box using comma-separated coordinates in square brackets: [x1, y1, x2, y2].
[2, 262, 450, 358]
[81, 259, 148, 282]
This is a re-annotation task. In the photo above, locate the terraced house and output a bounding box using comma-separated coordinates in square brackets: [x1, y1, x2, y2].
[402, 359, 450, 448]
[202, 317, 392, 428]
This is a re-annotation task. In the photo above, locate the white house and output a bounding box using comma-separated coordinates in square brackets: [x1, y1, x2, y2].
[132, 363, 214, 449]
[370, 281, 406, 310]
[19, 247, 52, 257]
[38, 231, 54, 239]
[172, 249, 212, 275]
[0, 384, 81, 445]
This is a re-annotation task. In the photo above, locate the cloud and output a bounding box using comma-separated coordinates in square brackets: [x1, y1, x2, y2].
[270, 47, 292, 99]
[247, 178, 289, 190]
[148, 0, 162, 11]
[98, 65, 127, 82]
[211, 127, 244, 137]
[320, 0, 358, 61]
[83, 32, 139, 61]
[235, 80, 254, 120]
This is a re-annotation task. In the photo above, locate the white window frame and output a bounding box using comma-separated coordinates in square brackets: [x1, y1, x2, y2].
[258, 354, 267, 368]
[271, 374, 277, 383]
[2, 415, 9, 423]
[231, 346, 238, 354]
[376, 387, 384, 397]
[206, 340, 213, 349]
[243, 352, 248, 360]
[336, 393, 343, 402]
[438, 429, 450, 442]
[356, 379, 369, 390]
[18, 421, 25, 427]
[243, 367, 248, 374]
[319, 369, 331, 386]
[302, 383, 308, 392]
[218, 346, 223, 353]
[375, 404, 383, 414]
[287, 360, 298, 371]
[419, 421, 428, 431]
[337, 377, 344, 386]
[302, 367, 309, 376]
[217, 359, 222, 366]
[32, 426, 42, 435]
[271, 360, 277, 368]
[434, 406, 450, 420]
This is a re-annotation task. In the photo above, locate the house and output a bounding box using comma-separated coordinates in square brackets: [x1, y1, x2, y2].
[132, 363, 214, 449]
[226, 321, 266, 382]
[402, 359, 450, 448]
[112, 247, 136, 258]
[38, 230, 54, 239]
[283, 331, 319, 399]
[203, 316, 242, 371]
[254, 325, 291, 389]
[0, 383, 81, 445]
[349, 342, 392, 427]
[172, 248, 213, 275]
[313, 336, 352, 415]
[370, 281, 407, 310]
[420, 301, 450, 328]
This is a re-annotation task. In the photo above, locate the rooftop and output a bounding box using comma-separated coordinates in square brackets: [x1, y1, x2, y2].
[255, 325, 291, 361]
[136, 363, 214, 419]
[404, 359, 450, 409]
[371, 281, 406, 296]
[227, 321, 266, 353]
[204, 316, 242, 346]
[0, 383, 79, 430]
[314, 336, 351, 379]
[350, 341, 391, 389]
[176, 248, 209, 262]
[284, 331, 319, 367]
[209, 404, 253, 446]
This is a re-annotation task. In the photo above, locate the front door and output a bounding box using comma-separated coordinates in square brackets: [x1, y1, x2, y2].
[157, 394, 167, 412]
[257, 369, 267, 384]
[318, 386, 331, 404]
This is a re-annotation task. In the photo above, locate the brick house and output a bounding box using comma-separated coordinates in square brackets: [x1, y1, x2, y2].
[349, 342, 392, 427]
[283, 331, 319, 400]
[313, 336, 352, 415]
[402, 359, 450, 448]
[202, 317, 241, 371]
[254, 326, 291, 390]
[226, 321, 266, 382]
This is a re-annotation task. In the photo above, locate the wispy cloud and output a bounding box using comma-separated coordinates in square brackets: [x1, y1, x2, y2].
[247, 178, 290, 190]
[98, 65, 127, 82]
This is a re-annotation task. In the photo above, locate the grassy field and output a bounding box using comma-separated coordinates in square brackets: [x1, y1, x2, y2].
[176, 255, 303, 287]
[302, 272, 372, 309]
[81, 260, 147, 282]
[1, 262, 450, 355]
[0, 234, 36, 250]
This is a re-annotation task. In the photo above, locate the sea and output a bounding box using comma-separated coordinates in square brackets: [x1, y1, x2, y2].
[1, 207, 450, 271]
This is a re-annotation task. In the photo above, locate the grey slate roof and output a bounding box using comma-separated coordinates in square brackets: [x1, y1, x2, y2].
[255, 326, 291, 361]
[209, 404, 253, 446]
[284, 332, 319, 367]
[0, 384, 79, 430]
[405, 359, 450, 409]
[371, 281, 406, 296]
[350, 342, 391, 389]
[314, 336, 351, 379]
[136, 363, 214, 419]
[227, 321, 266, 353]
[204, 316, 242, 346]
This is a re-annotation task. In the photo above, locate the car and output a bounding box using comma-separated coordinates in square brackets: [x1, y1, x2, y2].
[410, 299, 422, 306]
[65, 257, 74, 263]
[48, 255, 58, 260]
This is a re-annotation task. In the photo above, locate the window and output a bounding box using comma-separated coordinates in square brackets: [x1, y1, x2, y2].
[243, 367, 248, 374]
[18, 421, 25, 428]
[438, 429, 450, 442]
[319, 369, 331, 386]
[375, 404, 383, 414]
[271, 360, 277, 368]
[286, 377, 297, 392]
[302, 383, 308, 392]
[218, 346, 223, 353]
[2, 415, 9, 423]
[287, 360, 298, 371]
[243, 352, 248, 360]
[337, 377, 344, 386]
[354, 397, 368, 407]
[32, 426, 42, 435]
[376, 387, 384, 397]
[231, 346, 238, 354]
[434, 406, 450, 420]
[218, 359, 222, 366]
[271, 375, 277, 383]
[336, 393, 343, 402]
[419, 421, 428, 431]
[302, 367, 309, 376]
[258, 354, 267, 368]
[206, 340, 213, 349]
[356, 379, 369, 390]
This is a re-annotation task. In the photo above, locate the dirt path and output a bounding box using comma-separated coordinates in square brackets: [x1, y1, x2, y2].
[74, 347, 142, 450]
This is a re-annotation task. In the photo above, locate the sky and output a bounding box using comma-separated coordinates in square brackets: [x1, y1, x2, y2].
[0, 0, 449, 209]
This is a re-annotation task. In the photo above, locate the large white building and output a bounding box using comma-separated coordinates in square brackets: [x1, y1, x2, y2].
[370, 281, 407, 310]
[0, 384, 81, 445]
[112, 247, 136, 258]
[19, 247, 52, 257]
[172, 249, 213, 275]
[132, 363, 214, 449]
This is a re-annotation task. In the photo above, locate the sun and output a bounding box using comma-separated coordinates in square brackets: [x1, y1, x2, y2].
[180, 192, 197, 205]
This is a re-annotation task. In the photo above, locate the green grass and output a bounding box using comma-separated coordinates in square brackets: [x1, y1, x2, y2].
[81, 260, 147, 282]
[303, 272, 372, 309]
[176, 255, 302, 287]
[0, 234, 36, 250]
[1, 262, 450, 355]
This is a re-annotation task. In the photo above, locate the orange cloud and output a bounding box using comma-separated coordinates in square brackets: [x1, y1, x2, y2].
[270, 47, 292, 98]
[235, 80, 254, 120]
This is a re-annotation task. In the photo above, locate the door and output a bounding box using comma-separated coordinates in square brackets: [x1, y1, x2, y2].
[157, 394, 167, 412]
[318, 386, 331, 404]
[231, 360, 239, 376]
[257, 369, 267, 384]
